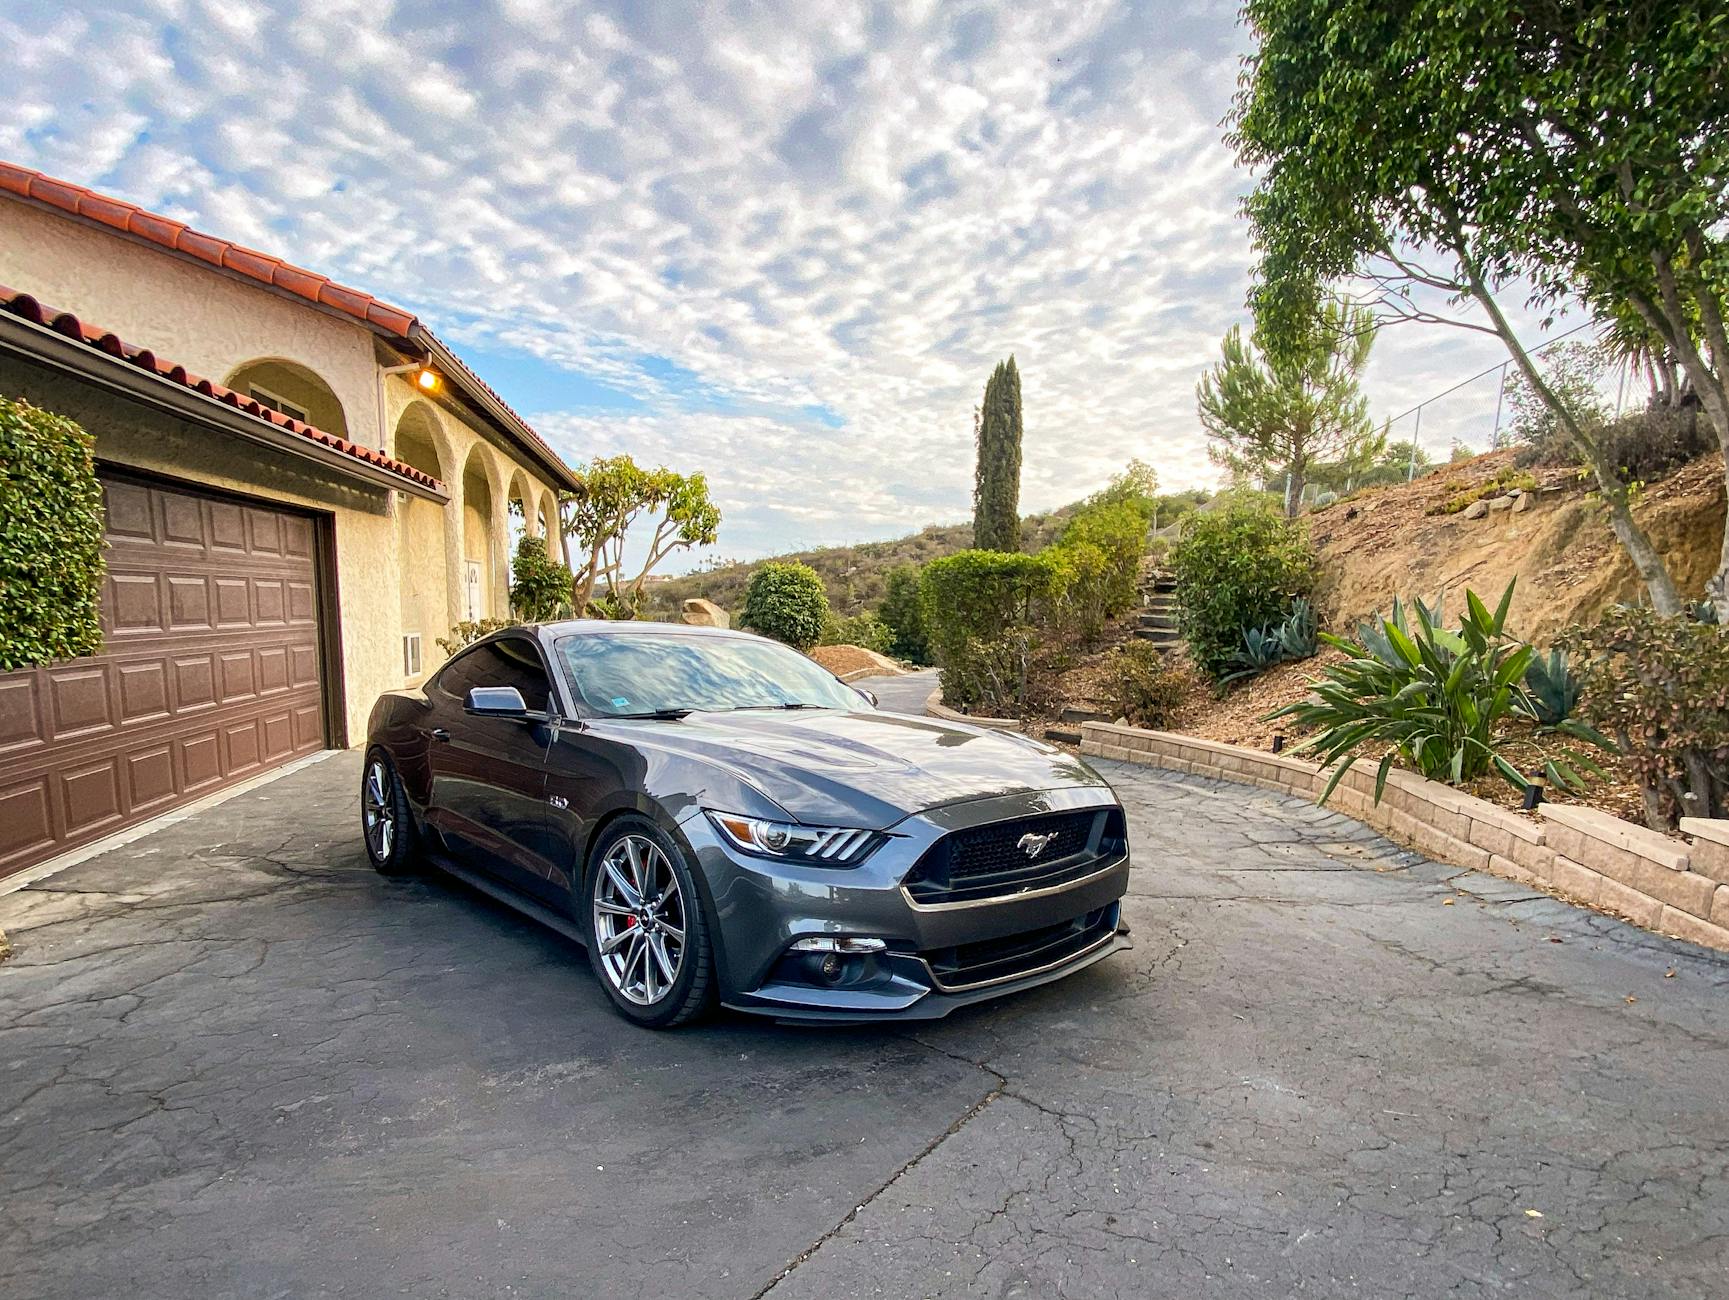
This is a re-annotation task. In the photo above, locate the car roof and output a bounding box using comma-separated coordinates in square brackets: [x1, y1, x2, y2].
[530, 618, 751, 639]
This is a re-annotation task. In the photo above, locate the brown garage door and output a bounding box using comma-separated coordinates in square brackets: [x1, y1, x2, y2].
[0, 469, 329, 880]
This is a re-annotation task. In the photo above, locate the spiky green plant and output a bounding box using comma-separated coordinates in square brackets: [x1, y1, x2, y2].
[1523, 647, 1583, 728]
[1268, 579, 1609, 805]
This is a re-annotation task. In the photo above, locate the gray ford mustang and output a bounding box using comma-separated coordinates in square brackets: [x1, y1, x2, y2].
[362, 621, 1131, 1028]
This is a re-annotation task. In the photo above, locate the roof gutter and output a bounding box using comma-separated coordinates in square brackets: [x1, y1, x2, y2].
[0, 313, 450, 502]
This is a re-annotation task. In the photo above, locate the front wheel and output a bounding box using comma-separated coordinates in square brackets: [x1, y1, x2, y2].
[361, 750, 420, 875]
[585, 818, 714, 1028]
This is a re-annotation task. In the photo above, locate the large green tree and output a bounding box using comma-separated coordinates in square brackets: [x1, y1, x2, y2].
[973, 356, 1024, 552]
[1232, 0, 1728, 615]
[1197, 298, 1378, 517]
[558, 455, 721, 616]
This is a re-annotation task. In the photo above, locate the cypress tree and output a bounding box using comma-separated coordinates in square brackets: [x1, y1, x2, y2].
[972, 356, 1023, 552]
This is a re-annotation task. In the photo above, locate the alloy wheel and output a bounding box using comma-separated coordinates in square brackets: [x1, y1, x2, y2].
[363, 758, 395, 861]
[592, 834, 687, 1006]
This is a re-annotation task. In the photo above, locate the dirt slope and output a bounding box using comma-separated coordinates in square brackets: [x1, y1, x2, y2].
[1307, 450, 1724, 643]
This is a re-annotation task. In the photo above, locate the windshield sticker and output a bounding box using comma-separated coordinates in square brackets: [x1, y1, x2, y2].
[611, 697, 632, 708]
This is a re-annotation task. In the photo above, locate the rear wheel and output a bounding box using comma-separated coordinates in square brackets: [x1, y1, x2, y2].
[362, 750, 419, 875]
[585, 818, 714, 1028]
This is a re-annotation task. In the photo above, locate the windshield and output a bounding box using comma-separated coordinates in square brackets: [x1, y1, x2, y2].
[553, 631, 865, 718]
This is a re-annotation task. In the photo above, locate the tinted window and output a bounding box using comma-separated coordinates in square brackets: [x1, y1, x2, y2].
[554, 632, 861, 717]
[436, 639, 553, 711]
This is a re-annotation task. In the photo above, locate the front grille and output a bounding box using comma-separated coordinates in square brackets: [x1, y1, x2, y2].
[922, 905, 1116, 990]
[903, 808, 1125, 905]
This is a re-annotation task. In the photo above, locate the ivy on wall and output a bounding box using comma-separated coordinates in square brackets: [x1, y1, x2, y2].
[0, 395, 106, 671]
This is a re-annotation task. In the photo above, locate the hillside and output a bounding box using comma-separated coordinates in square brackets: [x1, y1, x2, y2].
[642, 505, 1080, 618]
[1305, 448, 1724, 643]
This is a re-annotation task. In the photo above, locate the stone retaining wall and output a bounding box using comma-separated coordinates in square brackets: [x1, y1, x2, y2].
[1081, 721, 1729, 953]
[924, 689, 1021, 731]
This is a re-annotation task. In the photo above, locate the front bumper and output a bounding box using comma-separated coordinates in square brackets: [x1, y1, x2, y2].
[679, 785, 1132, 1023]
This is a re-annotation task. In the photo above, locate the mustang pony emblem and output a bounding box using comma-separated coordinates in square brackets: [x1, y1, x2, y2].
[1017, 830, 1060, 859]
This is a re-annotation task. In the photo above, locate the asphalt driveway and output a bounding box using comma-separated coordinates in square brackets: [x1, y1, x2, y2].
[3, 722, 1726, 1297]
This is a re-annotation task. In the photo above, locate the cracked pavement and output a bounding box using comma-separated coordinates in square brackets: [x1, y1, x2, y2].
[3, 746, 1727, 1298]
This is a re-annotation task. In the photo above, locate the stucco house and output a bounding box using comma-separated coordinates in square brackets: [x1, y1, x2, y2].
[0, 161, 580, 879]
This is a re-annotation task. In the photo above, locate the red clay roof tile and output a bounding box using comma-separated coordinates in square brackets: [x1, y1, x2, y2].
[0, 159, 573, 487]
[0, 281, 444, 494]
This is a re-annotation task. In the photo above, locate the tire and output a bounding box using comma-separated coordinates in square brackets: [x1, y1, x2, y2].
[584, 816, 715, 1028]
[361, 749, 420, 876]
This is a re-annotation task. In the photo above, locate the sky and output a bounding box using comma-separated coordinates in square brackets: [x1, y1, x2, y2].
[2, 0, 1592, 567]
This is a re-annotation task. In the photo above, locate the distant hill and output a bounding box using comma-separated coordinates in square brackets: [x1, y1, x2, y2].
[642, 506, 1081, 619]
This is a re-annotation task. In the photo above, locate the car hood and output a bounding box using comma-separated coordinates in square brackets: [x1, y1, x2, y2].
[593, 708, 1111, 828]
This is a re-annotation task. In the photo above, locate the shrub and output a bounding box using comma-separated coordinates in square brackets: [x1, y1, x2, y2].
[1102, 642, 1189, 729]
[741, 560, 830, 650]
[436, 618, 511, 655]
[822, 610, 895, 654]
[1169, 493, 1317, 678]
[1049, 499, 1148, 643]
[0, 396, 106, 671]
[877, 564, 928, 663]
[1566, 607, 1729, 827]
[938, 626, 1042, 716]
[508, 535, 574, 622]
[919, 550, 1065, 664]
[921, 550, 1066, 715]
[1270, 581, 1610, 804]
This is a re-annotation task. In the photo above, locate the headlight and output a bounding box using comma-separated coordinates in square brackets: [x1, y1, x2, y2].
[706, 811, 878, 866]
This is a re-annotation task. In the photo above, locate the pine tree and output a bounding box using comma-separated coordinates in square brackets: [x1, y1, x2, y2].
[972, 356, 1023, 552]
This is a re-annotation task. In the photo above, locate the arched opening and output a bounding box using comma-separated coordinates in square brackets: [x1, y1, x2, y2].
[506, 470, 534, 590]
[461, 447, 498, 622]
[539, 491, 562, 563]
[223, 357, 350, 436]
[393, 402, 449, 678]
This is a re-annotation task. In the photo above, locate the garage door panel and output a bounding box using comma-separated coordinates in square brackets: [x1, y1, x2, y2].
[0, 779, 55, 862]
[125, 745, 177, 811]
[0, 676, 44, 751]
[160, 492, 206, 549]
[209, 501, 247, 551]
[103, 479, 154, 541]
[118, 661, 171, 724]
[49, 666, 114, 739]
[0, 471, 329, 879]
[168, 575, 213, 629]
[173, 654, 217, 710]
[180, 731, 223, 791]
[60, 757, 123, 837]
[110, 573, 164, 632]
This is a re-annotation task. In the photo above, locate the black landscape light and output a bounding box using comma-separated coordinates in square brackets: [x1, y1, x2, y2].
[1522, 768, 1547, 811]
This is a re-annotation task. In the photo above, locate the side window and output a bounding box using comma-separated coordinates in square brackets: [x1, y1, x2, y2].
[435, 639, 553, 711]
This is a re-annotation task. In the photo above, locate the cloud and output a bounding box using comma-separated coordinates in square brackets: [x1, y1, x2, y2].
[2, 0, 1587, 565]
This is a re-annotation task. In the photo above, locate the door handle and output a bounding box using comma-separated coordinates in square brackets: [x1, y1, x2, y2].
[429, 728, 451, 743]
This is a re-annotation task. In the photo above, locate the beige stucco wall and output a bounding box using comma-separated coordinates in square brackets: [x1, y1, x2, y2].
[0, 202, 385, 448]
[1, 196, 568, 736]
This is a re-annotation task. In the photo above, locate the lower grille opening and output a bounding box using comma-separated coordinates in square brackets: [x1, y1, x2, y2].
[922, 905, 1115, 990]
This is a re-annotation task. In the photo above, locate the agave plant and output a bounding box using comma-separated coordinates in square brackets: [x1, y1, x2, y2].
[1274, 598, 1318, 661]
[1269, 579, 1608, 804]
[1523, 646, 1582, 727]
[1221, 599, 1319, 685]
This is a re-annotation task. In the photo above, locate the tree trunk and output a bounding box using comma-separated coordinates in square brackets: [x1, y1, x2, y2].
[1283, 461, 1305, 518]
[1461, 271, 1683, 616]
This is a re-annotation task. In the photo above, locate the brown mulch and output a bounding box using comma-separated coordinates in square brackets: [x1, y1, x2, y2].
[809, 644, 907, 678]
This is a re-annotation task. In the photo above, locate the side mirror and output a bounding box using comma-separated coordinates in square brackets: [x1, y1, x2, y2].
[466, 685, 528, 717]
[855, 687, 879, 708]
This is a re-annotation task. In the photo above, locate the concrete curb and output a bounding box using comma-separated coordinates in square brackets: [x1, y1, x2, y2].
[1081, 721, 1729, 954]
[924, 688, 1021, 731]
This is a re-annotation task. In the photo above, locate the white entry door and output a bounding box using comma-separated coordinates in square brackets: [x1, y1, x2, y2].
[465, 560, 483, 621]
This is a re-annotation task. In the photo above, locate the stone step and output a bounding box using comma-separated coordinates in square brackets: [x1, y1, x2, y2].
[1044, 726, 1084, 745]
[1132, 628, 1181, 645]
[1059, 706, 1111, 724]
[1138, 613, 1177, 630]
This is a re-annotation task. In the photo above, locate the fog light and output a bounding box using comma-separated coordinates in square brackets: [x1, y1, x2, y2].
[819, 954, 843, 981]
[790, 936, 887, 954]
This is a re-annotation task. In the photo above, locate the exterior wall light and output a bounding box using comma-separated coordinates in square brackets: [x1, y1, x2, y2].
[415, 367, 440, 392]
